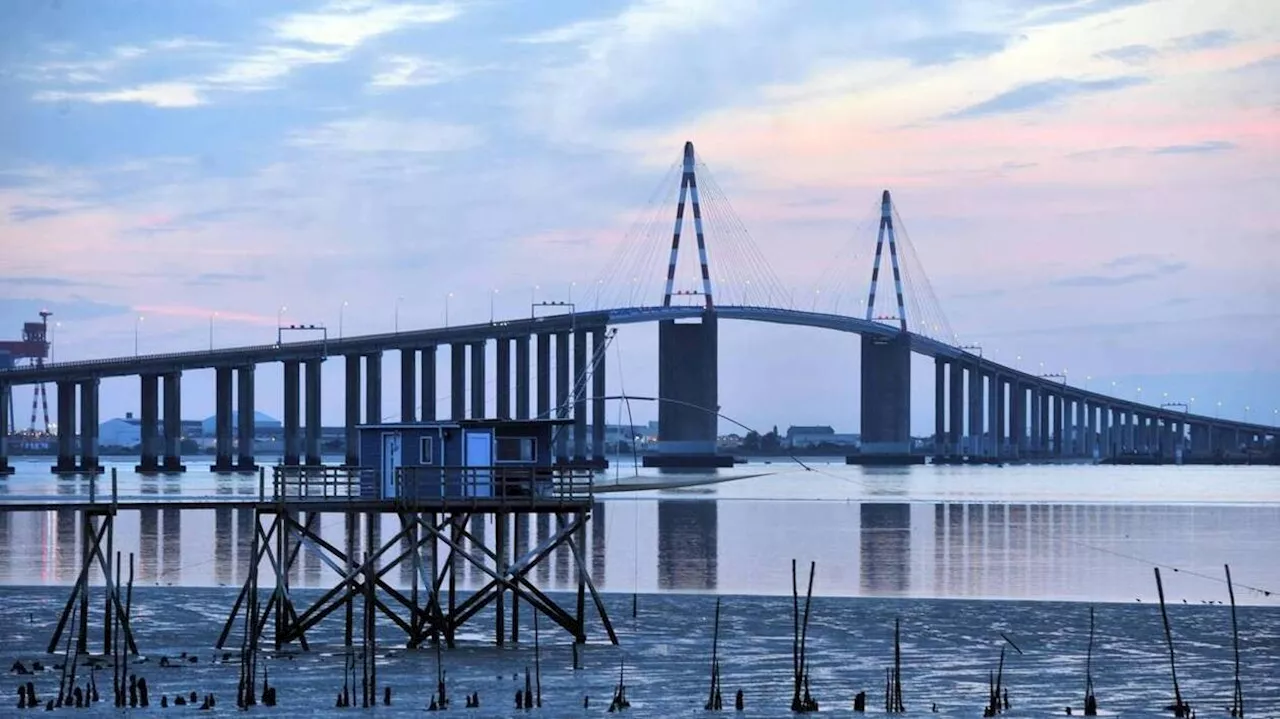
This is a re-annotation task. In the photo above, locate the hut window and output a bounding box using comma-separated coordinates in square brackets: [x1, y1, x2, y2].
[419, 436, 434, 465]
[495, 436, 536, 463]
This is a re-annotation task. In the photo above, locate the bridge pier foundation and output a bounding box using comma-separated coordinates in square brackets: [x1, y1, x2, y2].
[857, 334, 912, 457]
[933, 358, 945, 458]
[283, 359, 302, 466]
[421, 345, 438, 421]
[450, 343, 466, 420]
[572, 329, 588, 462]
[366, 352, 383, 427]
[0, 381, 11, 474]
[470, 341, 485, 419]
[212, 366, 236, 471]
[136, 374, 161, 472]
[514, 337, 530, 421]
[237, 366, 257, 471]
[966, 364, 983, 457]
[76, 378, 102, 473]
[948, 361, 963, 457]
[646, 314, 727, 467]
[344, 355, 361, 467]
[591, 327, 607, 465]
[161, 371, 185, 472]
[51, 380, 77, 473]
[555, 332, 570, 462]
[304, 358, 323, 465]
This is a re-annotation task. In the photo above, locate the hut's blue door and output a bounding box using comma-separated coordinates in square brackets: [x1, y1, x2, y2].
[381, 432, 402, 498]
[463, 430, 492, 497]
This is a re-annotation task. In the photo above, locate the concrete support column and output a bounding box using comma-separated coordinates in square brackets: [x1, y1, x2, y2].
[1052, 392, 1064, 456]
[344, 355, 361, 467]
[948, 361, 963, 456]
[52, 380, 77, 472]
[213, 367, 235, 470]
[305, 358, 322, 465]
[535, 334, 551, 420]
[366, 352, 383, 425]
[450, 343, 466, 420]
[555, 331, 570, 461]
[933, 358, 945, 457]
[282, 360, 301, 466]
[236, 366, 256, 470]
[573, 328, 588, 461]
[654, 315, 720, 462]
[1010, 382, 1024, 457]
[860, 335, 912, 456]
[496, 338, 511, 419]
[967, 365, 983, 456]
[420, 345, 437, 421]
[0, 382, 12, 474]
[162, 372, 184, 471]
[0, 382, 11, 474]
[1099, 405, 1111, 458]
[591, 327, 607, 464]
[515, 336, 531, 420]
[990, 374, 1003, 458]
[469, 341, 486, 419]
[1082, 400, 1094, 458]
[400, 349, 417, 424]
[1037, 387, 1050, 455]
[137, 374, 161, 472]
[78, 378, 101, 473]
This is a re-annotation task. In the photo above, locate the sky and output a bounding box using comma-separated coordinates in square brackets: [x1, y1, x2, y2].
[1, 0, 1278, 435]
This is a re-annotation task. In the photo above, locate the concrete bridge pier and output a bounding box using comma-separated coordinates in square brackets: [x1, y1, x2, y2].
[77, 378, 102, 473]
[535, 333, 551, 421]
[470, 341, 485, 419]
[591, 326, 607, 465]
[236, 366, 257, 471]
[1009, 382, 1025, 458]
[966, 364, 983, 456]
[1052, 391, 1065, 457]
[282, 360, 301, 466]
[366, 352, 383, 426]
[948, 361, 963, 457]
[421, 345, 437, 421]
[0, 382, 11, 474]
[555, 331, 570, 462]
[52, 380, 77, 473]
[990, 373, 1004, 458]
[212, 367, 236, 471]
[858, 334, 912, 460]
[401, 349, 417, 424]
[136, 374, 161, 472]
[933, 358, 945, 457]
[450, 343, 466, 419]
[495, 338, 511, 419]
[304, 358, 323, 465]
[343, 355, 361, 467]
[514, 337, 530, 420]
[161, 372, 185, 472]
[572, 328, 588, 462]
[645, 314, 726, 467]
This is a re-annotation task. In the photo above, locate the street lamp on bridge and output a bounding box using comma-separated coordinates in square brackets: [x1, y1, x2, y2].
[339, 300, 349, 339]
[134, 315, 144, 357]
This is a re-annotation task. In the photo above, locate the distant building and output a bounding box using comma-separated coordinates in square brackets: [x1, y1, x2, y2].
[99, 412, 199, 447]
[199, 411, 282, 437]
[785, 425, 859, 448]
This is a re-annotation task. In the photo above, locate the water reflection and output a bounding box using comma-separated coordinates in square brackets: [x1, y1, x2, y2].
[1, 496, 1277, 608]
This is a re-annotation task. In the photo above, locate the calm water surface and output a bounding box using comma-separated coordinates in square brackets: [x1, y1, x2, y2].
[1, 458, 1277, 716]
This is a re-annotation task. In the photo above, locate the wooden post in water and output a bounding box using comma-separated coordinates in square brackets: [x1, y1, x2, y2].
[706, 597, 722, 711]
[1153, 567, 1186, 717]
[1083, 606, 1098, 716]
[1225, 564, 1244, 718]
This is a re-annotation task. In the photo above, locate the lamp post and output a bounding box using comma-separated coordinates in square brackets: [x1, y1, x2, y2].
[134, 315, 144, 356]
[490, 289, 499, 324]
[444, 293, 453, 327]
[277, 305, 287, 328]
[339, 300, 348, 339]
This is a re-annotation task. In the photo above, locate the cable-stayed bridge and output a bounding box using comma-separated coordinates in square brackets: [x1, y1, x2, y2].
[1, 142, 1275, 473]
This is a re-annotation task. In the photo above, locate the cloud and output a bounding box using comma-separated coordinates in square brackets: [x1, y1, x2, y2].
[33, 82, 205, 108]
[1021, 0, 1153, 27]
[1095, 44, 1159, 64]
[1053, 255, 1187, 287]
[0, 276, 84, 288]
[0, 297, 131, 322]
[190, 272, 267, 286]
[8, 206, 69, 222]
[202, 46, 348, 90]
[944, 76, 1148, 119]
[270, 1, 460, 48]
[890, 32, 1013, 67]
[368, 55, 470, 90]
[1151, 140, 1237, 155]
[288, 117, 482, 153]
[1171, 30, 1237, 52]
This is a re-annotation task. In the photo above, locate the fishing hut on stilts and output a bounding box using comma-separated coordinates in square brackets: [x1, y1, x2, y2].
[215, 418, 617, 651]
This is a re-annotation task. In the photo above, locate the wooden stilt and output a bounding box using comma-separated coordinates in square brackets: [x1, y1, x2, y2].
[1154, 567, 1187, 717]
[1226, 564, 1244, 718]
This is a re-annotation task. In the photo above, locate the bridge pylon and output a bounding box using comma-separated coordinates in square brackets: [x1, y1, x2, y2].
[662, 141, 715, 309]
[865, 190, 908, 332]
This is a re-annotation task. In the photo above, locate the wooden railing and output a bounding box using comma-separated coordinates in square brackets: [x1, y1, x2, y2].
[395, 465, 595, 504]
[270, 466, 370, 500]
